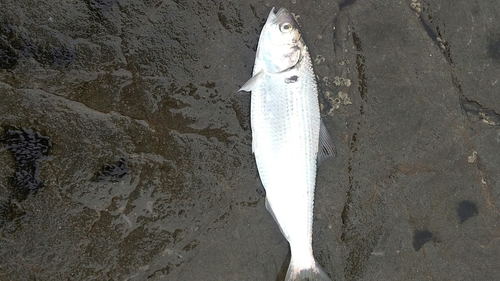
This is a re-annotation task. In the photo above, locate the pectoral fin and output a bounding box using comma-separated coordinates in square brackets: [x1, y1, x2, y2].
[238, 70, 264, 92]
[318, 120, 336, 164]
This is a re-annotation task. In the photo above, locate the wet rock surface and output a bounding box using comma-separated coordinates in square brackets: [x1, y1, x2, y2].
[0, 127, 52, 198]
[0, 0, 499, 280]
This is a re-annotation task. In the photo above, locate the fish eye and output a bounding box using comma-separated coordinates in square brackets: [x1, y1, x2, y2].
[279, 22, 293, 33]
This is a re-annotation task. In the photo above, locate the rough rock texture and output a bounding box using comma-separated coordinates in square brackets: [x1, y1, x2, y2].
[0, 0, 499, 280]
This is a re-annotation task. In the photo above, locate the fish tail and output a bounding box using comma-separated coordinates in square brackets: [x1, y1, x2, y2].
[285, 259, 331, 281]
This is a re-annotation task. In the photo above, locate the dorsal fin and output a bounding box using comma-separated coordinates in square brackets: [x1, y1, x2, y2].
[318, 120, 336, 164]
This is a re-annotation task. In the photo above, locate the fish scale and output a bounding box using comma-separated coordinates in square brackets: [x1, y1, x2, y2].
[239, 7, 334, 281]
[252, 50, 319, 254]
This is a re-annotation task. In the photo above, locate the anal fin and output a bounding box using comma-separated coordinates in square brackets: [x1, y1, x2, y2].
[265, 197, 290, 241]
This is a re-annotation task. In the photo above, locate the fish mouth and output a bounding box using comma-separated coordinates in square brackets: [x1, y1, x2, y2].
[273, 7, 289, 16]
[270, 7, 300, 33]
[270, 7, 293, 22]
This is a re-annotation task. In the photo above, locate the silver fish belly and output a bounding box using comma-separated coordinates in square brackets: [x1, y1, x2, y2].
[239, 7, 334, 281]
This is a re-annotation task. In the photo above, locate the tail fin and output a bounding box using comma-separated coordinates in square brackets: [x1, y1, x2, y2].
[285, 259, 331, 281]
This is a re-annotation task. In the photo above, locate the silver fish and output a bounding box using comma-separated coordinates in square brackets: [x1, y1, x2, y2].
[239, 7, 335, 281]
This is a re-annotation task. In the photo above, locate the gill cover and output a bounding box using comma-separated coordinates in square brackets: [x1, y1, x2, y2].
[256, 8, 304, 74]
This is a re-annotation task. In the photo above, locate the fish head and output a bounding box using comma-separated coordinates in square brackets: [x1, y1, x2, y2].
[255, 7, 305, 74]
